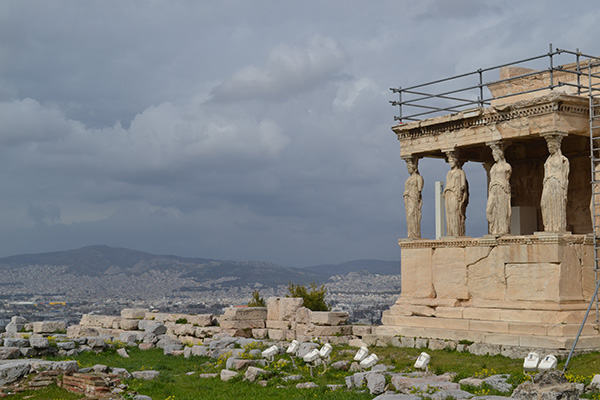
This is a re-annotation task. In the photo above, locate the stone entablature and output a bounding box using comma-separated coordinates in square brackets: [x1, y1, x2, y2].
[393, 93, 589, 160]
[398, 233, 593, 249]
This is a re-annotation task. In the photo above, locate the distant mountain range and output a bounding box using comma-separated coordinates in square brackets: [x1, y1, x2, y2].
[0, 245, 399, 288]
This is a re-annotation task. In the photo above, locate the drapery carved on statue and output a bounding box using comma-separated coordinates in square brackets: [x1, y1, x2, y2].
[403, 156, 424, 239]
[486, 142, 512, 235]
[541, 134, 569, 232]
[443, 152, 469, 237]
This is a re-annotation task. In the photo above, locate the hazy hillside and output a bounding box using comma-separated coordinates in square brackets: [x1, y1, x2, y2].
[0, 245, 327, 287]
[302, 259, 400, 276]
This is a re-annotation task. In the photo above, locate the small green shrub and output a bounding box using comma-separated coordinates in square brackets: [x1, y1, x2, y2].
[287, 282, 329, 311]
[247, 290, 266, 307]
[175, 318, 188, 324]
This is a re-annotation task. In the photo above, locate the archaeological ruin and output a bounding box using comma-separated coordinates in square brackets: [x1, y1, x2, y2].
[379, 47, 600, 354]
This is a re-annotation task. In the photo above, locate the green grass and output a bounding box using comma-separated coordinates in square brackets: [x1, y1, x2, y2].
[19, 344, 600, 400]
[2, 384, 82, 400]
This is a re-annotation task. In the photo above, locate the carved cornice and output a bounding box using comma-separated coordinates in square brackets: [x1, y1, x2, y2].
[392, 93, 589, 140]
[398, 233, 591, 249]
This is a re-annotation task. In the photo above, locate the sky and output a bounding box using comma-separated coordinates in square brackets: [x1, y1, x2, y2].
[0, 1, 599, 267]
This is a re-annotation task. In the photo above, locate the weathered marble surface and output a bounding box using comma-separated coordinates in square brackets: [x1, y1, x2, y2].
[403, 157, 423, 239]
[541, 135, 569, 232]
[443, 153, 468, 237]
[486, 143, 512, 235]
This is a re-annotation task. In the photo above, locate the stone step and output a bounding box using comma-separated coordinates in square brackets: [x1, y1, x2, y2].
[381, 314, 598, 337]
[392, 303, 590, 324]
[373, 325, 600, 350]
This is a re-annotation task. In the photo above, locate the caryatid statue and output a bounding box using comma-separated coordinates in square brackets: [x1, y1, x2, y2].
[443, 151, 469, 237]
[541, 134, 569, 232]
[486, 142, 512, 235]
[403, 156, 424, 239]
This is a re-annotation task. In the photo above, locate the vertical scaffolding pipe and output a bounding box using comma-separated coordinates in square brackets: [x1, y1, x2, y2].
[435, 181, 445, 239]
[577, 48, 581, 95]
[398, 87, 403, 122]
[549, 43, 554, 89]
[478, 69, 483, 108]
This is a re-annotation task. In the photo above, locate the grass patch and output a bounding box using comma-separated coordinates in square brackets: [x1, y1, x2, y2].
[3, 384, 83, 399]
[25, 344, 600, 400]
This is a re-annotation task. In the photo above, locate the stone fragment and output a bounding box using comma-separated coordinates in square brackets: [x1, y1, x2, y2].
[483, 374, 512, 393]
[225, 357, 239, 371]
[295, 307, 311, 324]
[57, 341, 76, 350]
[156, 336, 182, 350]
[220, 320, 266, 330]
[4, 338, 29, 348]
[283, 375, 303, 382]
[297, 382, 318, 389]
[191, 345, 208, 357]
[117, 348, 129, 358]
[132, 370, 160, 380]
[5, 316, 27, 335]
[30, 336, 49, 349]
[20, 347, 35, 357]
[345, 375, 354, 389]
[121, 308, 148, 319]
[590, 374, 600, 391]
[267, 297, 304, 321]
[244, 366, 267, 382]
[222, 307, 267, 321]
[111, 367, 132, 379]
[120, 319, 139, 330]
[87, 337, 106, 348]
[458, 377, 483, 387]
[119, 332, 138, 344]
[199, 373, 218, 378]
[221, 369, 238, 381]
[367, 373, 386, 395]
[189, 314, 216, 327]
[297, 342, 319, 358]
[32, 321, 66, 333]
[430, 389, 477, 400]
[67, 325, 99, 337]
[92, 364, 108, 373]
[0, 362, 30, 385]
[144, 322, 167, 335]
[429, 339, 456, 351]
[138, 342, 154, 351]
[391, 375, 459, 393]
[134, 395, 152, 400]
[331, 360, 350, 370]
[234, 359, 258, 371]
[310, 311, 349, 326]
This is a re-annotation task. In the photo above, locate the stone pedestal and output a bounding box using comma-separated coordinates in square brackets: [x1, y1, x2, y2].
[379, 234, 600, 350]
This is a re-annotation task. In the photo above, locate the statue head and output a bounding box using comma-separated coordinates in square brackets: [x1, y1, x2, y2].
[545, 135, 563, 155]
[405, 157, 419, 174]
[447, 154, 458, 169]
[490, 142, 505, 162]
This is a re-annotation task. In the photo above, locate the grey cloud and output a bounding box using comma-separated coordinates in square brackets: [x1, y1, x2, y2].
[27, 203, 61, 226]
[212, 35, 348, 101]
[0, 1, 598, 267]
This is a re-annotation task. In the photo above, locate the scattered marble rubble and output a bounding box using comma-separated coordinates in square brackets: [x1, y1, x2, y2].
[0, 309, 595, 399]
